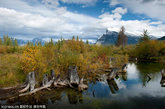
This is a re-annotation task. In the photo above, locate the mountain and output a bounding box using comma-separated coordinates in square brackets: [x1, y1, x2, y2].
[17, 39, 28, 45]
[96, 29, 140, 45]
[31, 38, 45, 45]
[16, 37, 97, 45]
[158, 36, 165, 40]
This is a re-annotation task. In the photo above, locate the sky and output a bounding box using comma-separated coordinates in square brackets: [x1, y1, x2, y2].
[0, 0, 165, 40]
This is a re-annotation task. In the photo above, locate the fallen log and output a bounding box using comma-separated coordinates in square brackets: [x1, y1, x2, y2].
[2, 66, 89, 100]
[0, 84, 26, 90]
[19, 80, 54, 97]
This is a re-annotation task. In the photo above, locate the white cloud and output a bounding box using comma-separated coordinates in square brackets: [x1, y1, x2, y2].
[110, 0, 120, 6]
[0, 6, 102, 39]
[98, 12, 165, 37]
[42, 0, 59, 8]
[41, 0, 98, 8]
[112, 7, 127, 15]
[61, 0, 97, 5]
[0, 0, 165, 40]
[110, 0, 165, 22]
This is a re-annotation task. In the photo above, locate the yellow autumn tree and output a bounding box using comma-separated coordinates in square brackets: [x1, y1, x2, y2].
[20, 46, 46, 78]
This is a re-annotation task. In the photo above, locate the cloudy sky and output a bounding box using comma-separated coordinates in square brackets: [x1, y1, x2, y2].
[0, 0, 165, 40]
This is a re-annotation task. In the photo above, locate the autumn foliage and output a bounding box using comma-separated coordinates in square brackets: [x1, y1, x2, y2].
[20, 38, 128, 80]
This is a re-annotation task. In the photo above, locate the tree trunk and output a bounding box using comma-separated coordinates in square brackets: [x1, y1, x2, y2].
[68, 66, 80, 85]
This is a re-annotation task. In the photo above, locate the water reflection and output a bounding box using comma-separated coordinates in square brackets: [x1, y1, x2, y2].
[107, 79, 119, 94]
[85, 62, 165, 99]
[1, 62, 165, 109]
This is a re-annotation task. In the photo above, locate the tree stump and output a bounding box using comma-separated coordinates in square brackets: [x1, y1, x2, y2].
[68, 66, 80, 85]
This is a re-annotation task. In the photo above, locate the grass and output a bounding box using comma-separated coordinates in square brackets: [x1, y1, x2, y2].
[0, 40, 129, 87]
[0, 53, 25, 87]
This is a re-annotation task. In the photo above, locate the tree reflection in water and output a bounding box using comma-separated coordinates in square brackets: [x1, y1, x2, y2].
[107, 79, 119, 94]
[2, 62, 165, 109]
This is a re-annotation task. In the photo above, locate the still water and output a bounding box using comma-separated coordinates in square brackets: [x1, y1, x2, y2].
[3, 62, 165, 109]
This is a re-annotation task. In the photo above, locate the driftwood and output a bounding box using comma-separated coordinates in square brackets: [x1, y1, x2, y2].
[0, 66, 89, 100]
[78, 78, 88, 91]
[1, 63, 129, 100]
[96, 74, 108, 82]
[19, 80, 54, 97]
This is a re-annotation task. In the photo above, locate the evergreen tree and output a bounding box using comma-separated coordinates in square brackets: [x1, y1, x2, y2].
[37, 41, 42, 46]
[139, 30, 150, 42]
[0, 38, 2, 45]
[76, 36, 79, 41]
[50, 38, 54, 46]
[3, 35, 12, 46]
[14, 38, 18, 46]
[72, 36, 75, 40]
[116, 26, 127, 47]
[86, 39, 89, 44]
[60, 36, 63, 41]
[27, 41, 33, 46]
[80, 38, 83, 42]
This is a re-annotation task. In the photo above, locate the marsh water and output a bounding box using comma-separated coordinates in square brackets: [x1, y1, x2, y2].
[1, 62, 165, 109]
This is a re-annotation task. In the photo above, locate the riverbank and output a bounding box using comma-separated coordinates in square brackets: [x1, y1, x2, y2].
[1, 62, 165, 109]
[0, 39, 128, 87]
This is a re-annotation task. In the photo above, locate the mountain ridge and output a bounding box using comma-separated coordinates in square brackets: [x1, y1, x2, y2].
[96, 29, 161, 45]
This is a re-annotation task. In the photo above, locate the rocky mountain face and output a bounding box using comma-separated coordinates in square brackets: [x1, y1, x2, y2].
[96, 30, 140, 45]
[8, 31, 165, 46]
[158, 36, 165, 40]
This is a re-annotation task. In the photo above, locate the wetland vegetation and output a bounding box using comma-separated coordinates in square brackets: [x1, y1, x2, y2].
[0, 32, 165, 109]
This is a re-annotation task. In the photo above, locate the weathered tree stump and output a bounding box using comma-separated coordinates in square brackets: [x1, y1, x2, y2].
[42, 74, 49, 86]
[122, 64, 127, 73]
[160, 69, 165, 87]
[19, 72, 35, 93]
[2, 66, 89, 100]
[109, 57, 115, 68]
[161, 69, 165, 78]
[68, 66, 80, 85]
[107, 68, 119, 81]
[50, 69, 55, 80]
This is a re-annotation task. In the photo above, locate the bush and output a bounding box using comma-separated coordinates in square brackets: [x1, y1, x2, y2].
[133, 40, 165, 61]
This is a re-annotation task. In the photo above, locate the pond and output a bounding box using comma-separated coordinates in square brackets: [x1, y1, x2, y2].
[1, 62, 165, 109]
